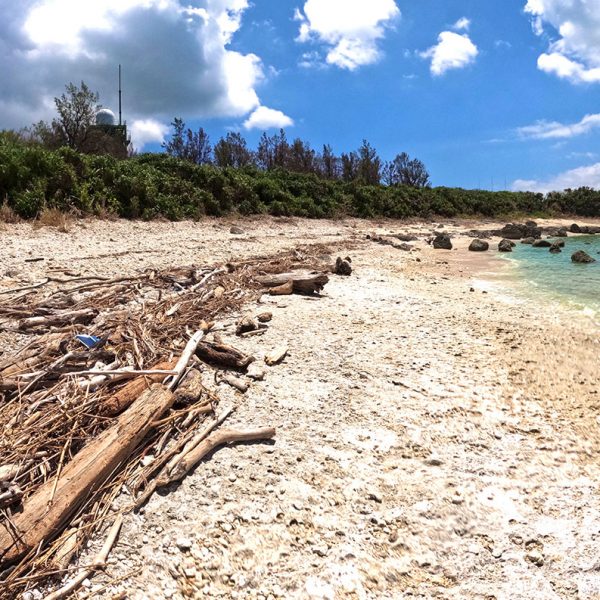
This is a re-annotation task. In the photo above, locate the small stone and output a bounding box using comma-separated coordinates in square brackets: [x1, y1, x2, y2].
[425, 455, 443, 466]
[230, 226, 244, 235]
[176, 536, 193, 551]
[526, 548, 544, 566]
[257, 311, 273, 323]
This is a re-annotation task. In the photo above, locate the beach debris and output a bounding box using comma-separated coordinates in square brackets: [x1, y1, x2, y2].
[75, 334, 102, 349]
[256, 271, 329, 295]
[268, 280, 294, 295]
[196, 339, 254, 370]
[219, 373, 249, 393]
[498, 239, 515, 252]
[247, 363, 267, 381]
[0, 245, 339, 597]
[256, 311, 272, 323]
[334, 257, 352, 276]
[265, 346, 288, 366]
[432, 234, 452, 250]
[571, 250, 596, 263]
[468, 239, 489, 252]
[236, 315, 259, 335]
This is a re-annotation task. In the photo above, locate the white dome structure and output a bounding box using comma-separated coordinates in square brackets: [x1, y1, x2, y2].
[96, 108, 116, 126]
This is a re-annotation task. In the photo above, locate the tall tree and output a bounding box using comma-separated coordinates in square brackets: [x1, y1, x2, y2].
[341, 151, 359, 182]
[256, 132, 275, 170]
[319, 144, 339, 179]
[162, 119, 212, 164]
[214, 132, 254, 168]
[385, 152, 430, 188]
[34, 82, 100, 151]
[356, 139, 381, 185]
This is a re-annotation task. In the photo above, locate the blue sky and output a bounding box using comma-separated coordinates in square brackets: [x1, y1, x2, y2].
[1, 0, 600, 191]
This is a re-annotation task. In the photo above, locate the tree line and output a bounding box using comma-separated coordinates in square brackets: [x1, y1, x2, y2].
[162, 119, 430, 188]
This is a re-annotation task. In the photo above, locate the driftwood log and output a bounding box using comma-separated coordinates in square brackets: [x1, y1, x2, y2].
[255, 271, 329, 295]
[196, 341, 254, 371]
[0, 384, 174, 565]
[100, 360, 177, 416]
[18, 309, 97, 331]
[173, 369, 204, 406]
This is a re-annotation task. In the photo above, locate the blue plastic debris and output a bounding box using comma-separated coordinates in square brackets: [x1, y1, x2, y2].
[75, 334, 102, 349]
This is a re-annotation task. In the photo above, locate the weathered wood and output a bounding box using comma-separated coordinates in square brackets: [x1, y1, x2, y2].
[265, 346, 288, 366]
[173, 369, 204, 406]
[196, 341, 254, 371]
[268, 280, 293, 295]
[0, 384, 174, 565]
[255, 271, 328, 295]
[100, 360, 176, 416]
[220, 373, 249, 393]
[169, 427, 276, 483]
[18, 309, 97, 331]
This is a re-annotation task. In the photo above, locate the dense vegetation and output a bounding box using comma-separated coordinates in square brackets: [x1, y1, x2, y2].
[2, 80, 599, 222]
[3, 133, 600, 221]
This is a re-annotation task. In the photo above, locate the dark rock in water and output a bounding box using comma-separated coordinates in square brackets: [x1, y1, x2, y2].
[469, 239, 489, 252]
[572, 250, 596, 263]
[543, 226, 568, 237]
[230, 226, 244, 235]
[334, 257, 352, 276]
[552, 239, 565, 248]
[549, 243, 562, 254]
[532, 239, 552, 248]
[578, 225, 600, 234]
[521, 237, 535, 244]
[498, 239, 515, 252]
[570, 223, 581, 233]
[433, 234, 452, 250]
[556, 227, 568, 237]
[395, 233, 418, 242]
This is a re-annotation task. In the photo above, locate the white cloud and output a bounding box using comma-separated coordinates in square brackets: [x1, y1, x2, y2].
[452, 17, 471, 32]
[421, 31, 478, 76]
[525, 0, 600, 83]
[295, 0, 400, 70]
[0, 0, 290, 148]
[513, 162, 600, 193]
[243, 106, 294, 130]
[517, 113, 600, 140]
[130, 118, 169, 149]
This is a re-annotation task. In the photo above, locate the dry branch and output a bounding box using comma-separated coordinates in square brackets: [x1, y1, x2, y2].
[0, 385, 173, 565]
[196, 341, 254, 371]
[255, 271, 329, 295]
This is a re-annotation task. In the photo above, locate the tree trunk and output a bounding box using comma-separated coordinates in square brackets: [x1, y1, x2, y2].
[255, 271, 328, 295]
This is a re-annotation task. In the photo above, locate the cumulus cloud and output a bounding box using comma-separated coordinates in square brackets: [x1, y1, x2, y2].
[525, 0, 600, 83]
[243, 106, 294, 130]
[130, 118, 169, 148]
[517, 113, 600, 140]
[295, 0, 400, 70]
[513, 162, 600, 193]
[421, 31, 478, 76]
[452, 17, 471, 32]
[0, 0, 290, 148]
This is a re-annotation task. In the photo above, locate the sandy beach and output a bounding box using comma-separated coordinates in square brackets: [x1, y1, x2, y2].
[1, 216, 599, 599]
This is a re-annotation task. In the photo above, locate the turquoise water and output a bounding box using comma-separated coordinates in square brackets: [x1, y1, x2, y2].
[505, 235, 600, 318]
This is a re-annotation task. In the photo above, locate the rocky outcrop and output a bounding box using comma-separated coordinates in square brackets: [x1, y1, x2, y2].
[568, 224, 600, 234]
[543, 226, 568, 237]
[571, 250, 596, 263]
[433, 234, 452, 250]
[521, 237, 535, 244]
[494, 222, 542, 240]
[532, 239, 552, 248]
[498, 239, 515, 252]
[469, 239, 489, 252]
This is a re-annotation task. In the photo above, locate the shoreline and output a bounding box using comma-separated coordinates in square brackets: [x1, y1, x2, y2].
[2, 217, 600, 599]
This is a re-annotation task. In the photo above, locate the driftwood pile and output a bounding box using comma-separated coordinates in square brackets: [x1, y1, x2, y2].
[0, 247, 331, 599]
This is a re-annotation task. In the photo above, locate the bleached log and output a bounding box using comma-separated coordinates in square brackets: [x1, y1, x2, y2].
[255, 271, 328, 295]
[0, 385, 173, 565]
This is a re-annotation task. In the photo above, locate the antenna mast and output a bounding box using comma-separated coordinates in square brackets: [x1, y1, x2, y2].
[118, 64, 122, 126]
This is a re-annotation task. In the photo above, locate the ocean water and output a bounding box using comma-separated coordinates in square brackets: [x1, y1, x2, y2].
[503, 235, 600, 319]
